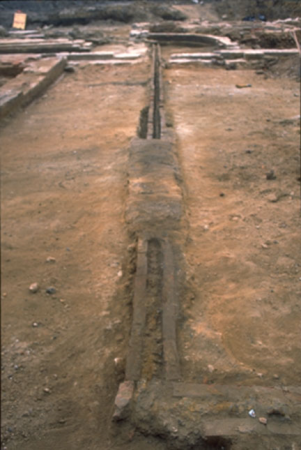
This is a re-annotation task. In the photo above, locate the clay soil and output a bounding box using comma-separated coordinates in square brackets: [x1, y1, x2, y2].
[1, 40, 301, 450]
[1, 61, 165, 450]
[164, 62, 301, 388]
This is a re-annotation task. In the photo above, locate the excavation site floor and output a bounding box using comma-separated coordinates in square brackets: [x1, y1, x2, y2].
[1, 62, 155, 450]
[1, 35, 301, 450]
[164, 64, 301, 387]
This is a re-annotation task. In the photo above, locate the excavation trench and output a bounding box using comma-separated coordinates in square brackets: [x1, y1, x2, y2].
[119, 43, 182, 392]
[114, 43, 301, 449]
[152, 44, 161, 139]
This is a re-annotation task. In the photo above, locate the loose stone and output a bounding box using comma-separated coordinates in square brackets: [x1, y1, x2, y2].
[259, 417, 267, 425]
[46, 256, 56, 263]
[46, 287, 56, 295]
[266, 170, 276, 180]
[29, 283, 39, 293]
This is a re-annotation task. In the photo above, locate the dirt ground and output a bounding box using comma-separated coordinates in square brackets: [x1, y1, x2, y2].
[164, 62, 301, 388]
[1, 61, 167, 450]
[1, 21, 301, 450]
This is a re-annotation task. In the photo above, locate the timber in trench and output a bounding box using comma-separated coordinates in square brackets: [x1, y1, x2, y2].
[122, 44, 182, 388]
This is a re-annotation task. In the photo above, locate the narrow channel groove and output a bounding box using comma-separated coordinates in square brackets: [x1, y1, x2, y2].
[153, 44, 161, 139]
[162, 240, 180, 381]
[123, 43, 181, 389]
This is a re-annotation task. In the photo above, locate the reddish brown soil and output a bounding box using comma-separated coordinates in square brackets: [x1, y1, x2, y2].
[164, 63, 301, 388]
[1, 62, 166, 450]
[1, 36, 300, 450]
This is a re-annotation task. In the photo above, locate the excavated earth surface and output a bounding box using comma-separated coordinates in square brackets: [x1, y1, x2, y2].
[1, 62, 162, 450]
[1, 3, 301, 450]
[163, 62, 301, 387]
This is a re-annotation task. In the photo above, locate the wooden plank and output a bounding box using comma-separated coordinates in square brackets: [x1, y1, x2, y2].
[125, 238, 148, 381]
[162, 240, 180, 381]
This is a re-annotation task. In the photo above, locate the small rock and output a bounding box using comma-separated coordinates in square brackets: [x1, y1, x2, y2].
[46, 256, 56, 263]
[245, 149, 253, 154]
[113, 381, 134, 421]
[259, 417, 267, 425]
[64, 65, 76, 73]
[219, 192, 225, 197]
[208, 364, 215, 373]
[46, 287, 56, 295]
[114, 357, 125, 380]
[43, 388, 51, 394]
[32, 322, 38, 327]
[29, 283, 39, 293]
[236, 84, 252, 89]
[248, 409, 256, 418]
[267, 193, 278, 203]
[261, 243, 268, 249]
[117, 270, 123, 278]
[266, 170, 276, 180]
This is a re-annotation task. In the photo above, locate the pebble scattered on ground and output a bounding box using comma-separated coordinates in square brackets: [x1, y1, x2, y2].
[46, 256, 56, 263]
[266, 169, 277, 180]
[29, 283, 39, 293]
[259, 417, 267, 425]
[46, 287, 56, 295]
